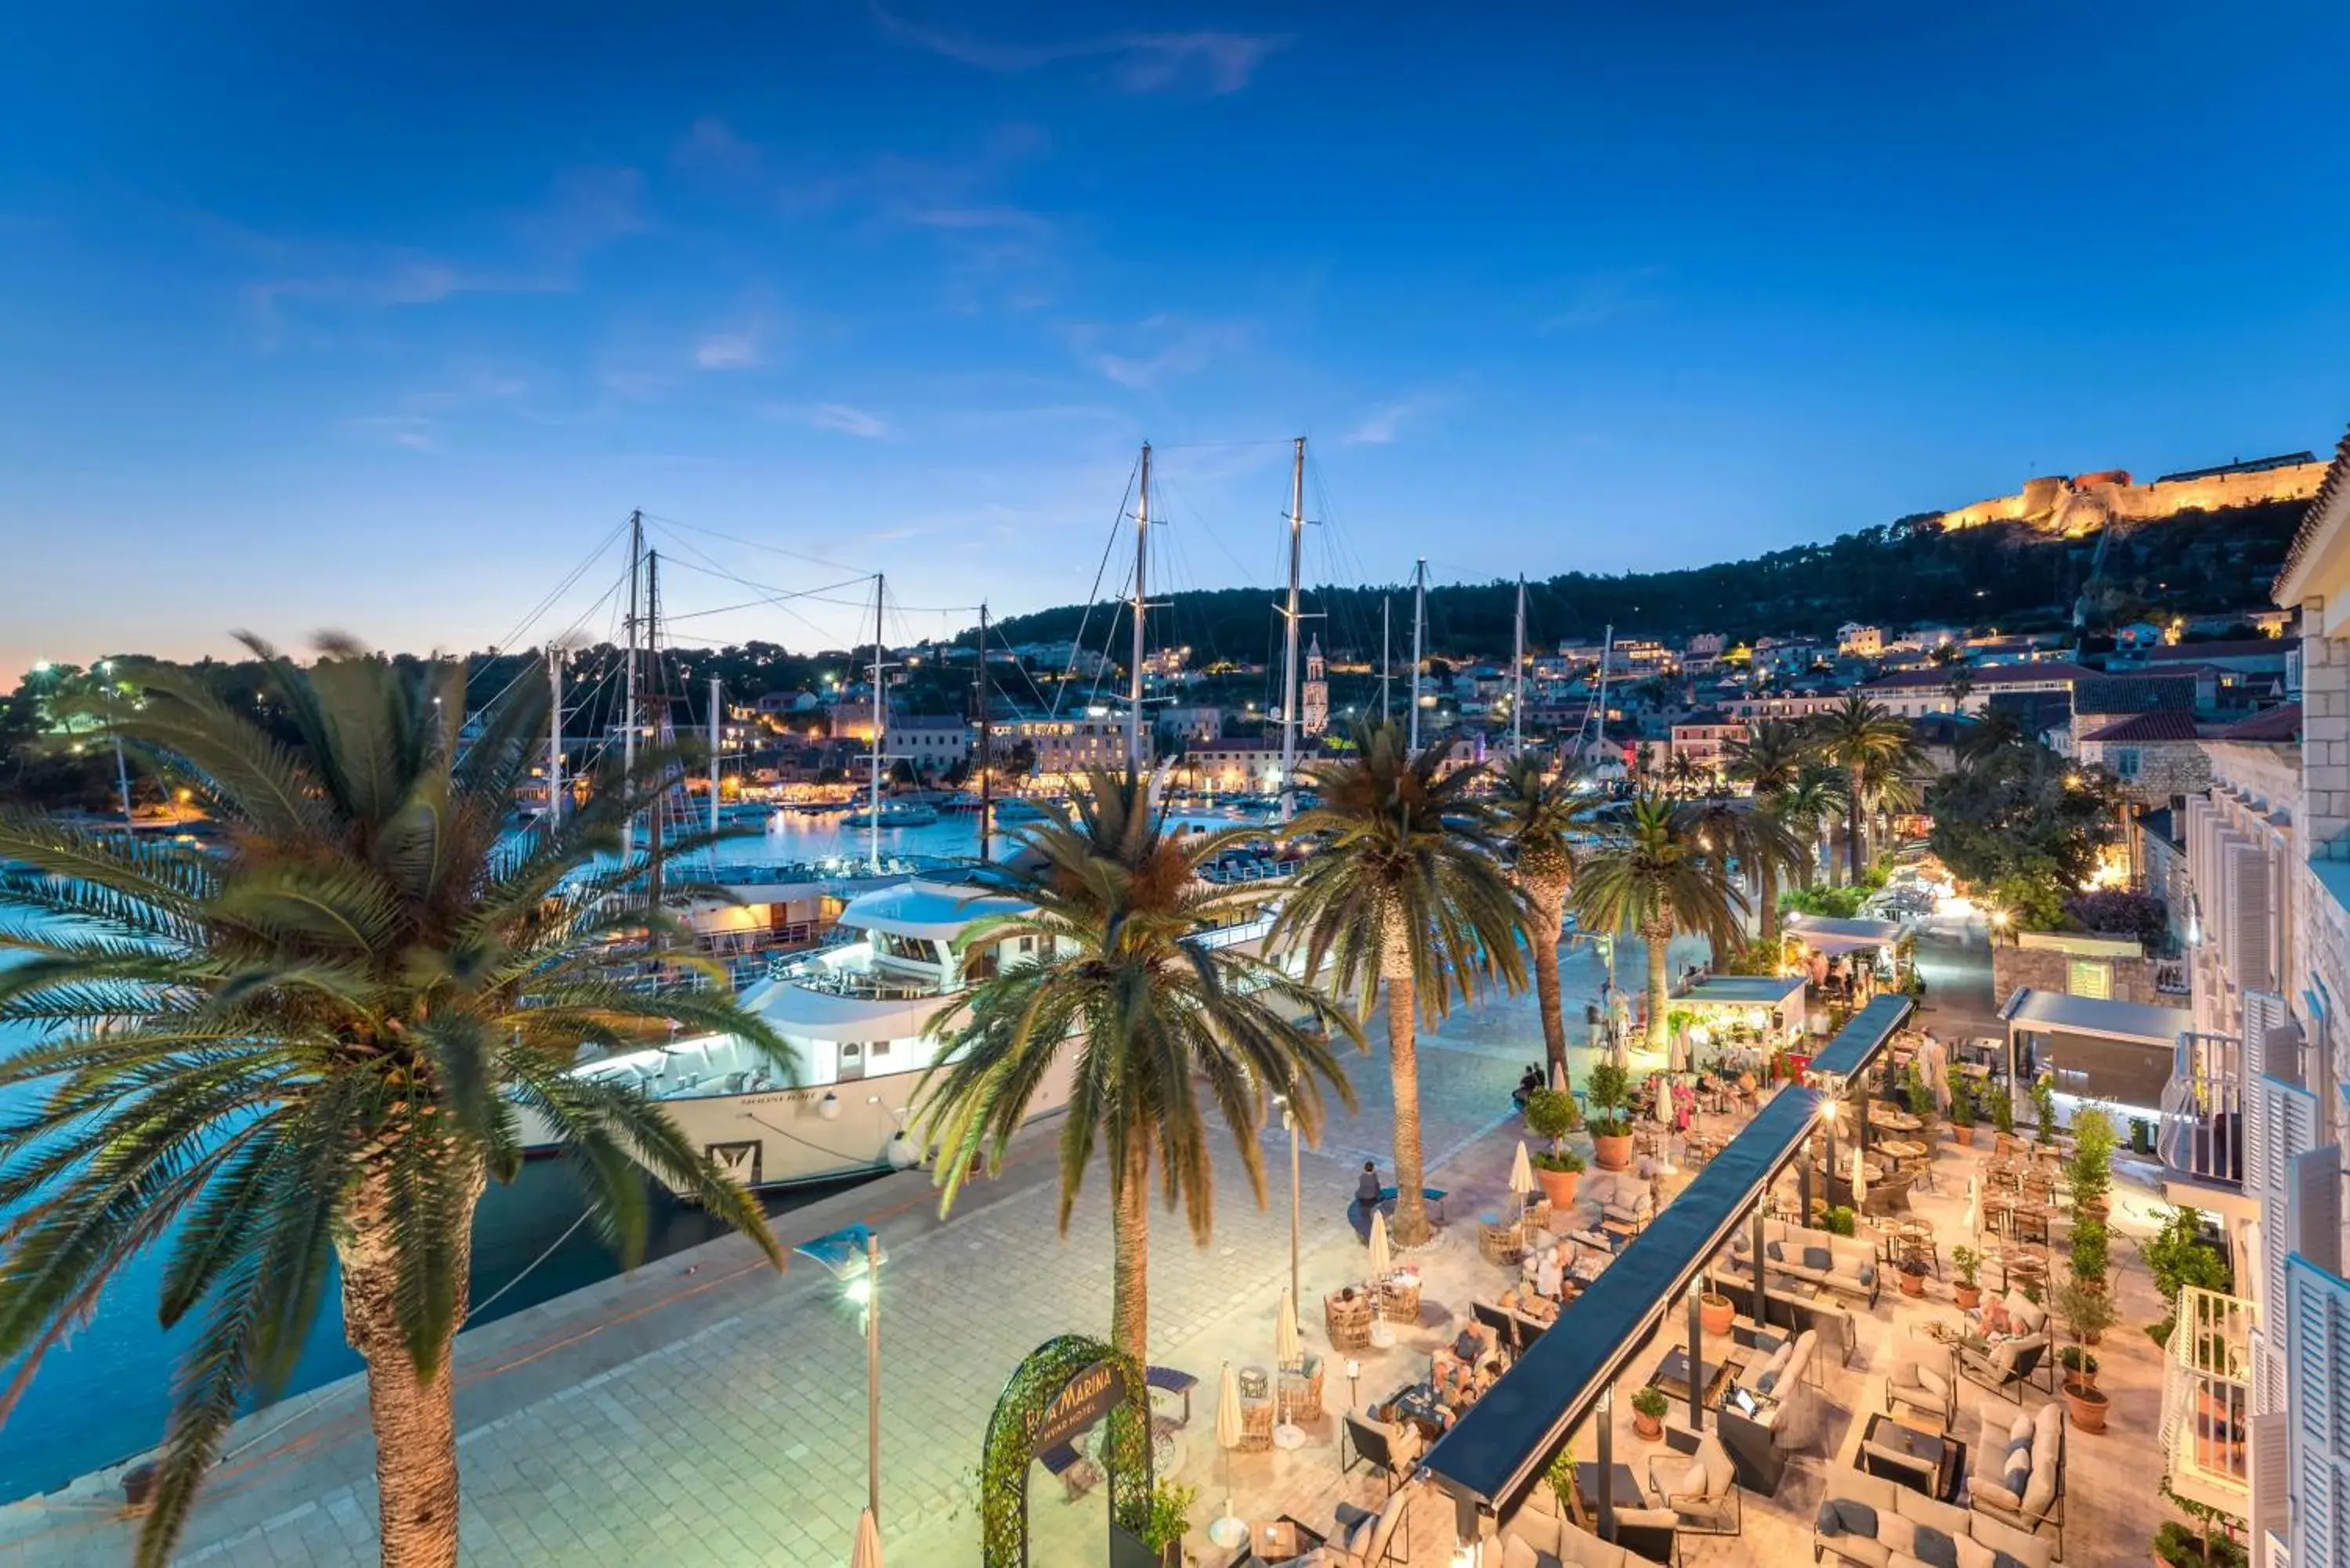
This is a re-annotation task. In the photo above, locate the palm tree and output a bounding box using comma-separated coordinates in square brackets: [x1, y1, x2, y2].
[1812, 694, 1915, 882]
[1724, 720, 1813, 944]
[1274, 722, 1528, 1245]
[1686, 795, 1804, 963]
[1777, 766, 1849, 891]
[1491, 757, 1603, 1088]
[916, 767, 1356, 1367]
[1860, 746, 1925, 858]
[0, 641, 790, 1568]
[1571, 792, 1748, 1056]
[1664, 750, 1708, 798]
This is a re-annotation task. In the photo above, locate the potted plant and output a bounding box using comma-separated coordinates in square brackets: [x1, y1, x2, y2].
[1951, 1245, 1983, 1310]
[2057, 1277, 2117, 1433]
[1948, 1072, 1977, 1146]
[1630, 1385, 1668, 1440]
[1700, 1284, 1735, 1337]
[1824, 1205, 1858, 1237]
[1991, 1085, 2015, 1142]
[2068, 1107, 2117, 1222]
[1546, 1447, 1582, 1526]
[1899, 1256, 1929, 1298]
[2057, 1345, 2099, 1391]
[1903, 1063, 1934, 1121]
[2153, 1479, 2251, 1567]
[1586, 1061, 1636, 1172]
[1137, 1479, 1198, 1568]
[1524, 1088, 1587, 1206]
[2071, 1218, 2111, 1300]
[2032, 1077, 2059, 1145]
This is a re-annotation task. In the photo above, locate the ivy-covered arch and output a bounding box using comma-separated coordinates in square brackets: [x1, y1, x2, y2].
[979, 1333, 1153, 1566]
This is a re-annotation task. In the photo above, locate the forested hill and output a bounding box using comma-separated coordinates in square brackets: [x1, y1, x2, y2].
[974, 499, 2307, 663]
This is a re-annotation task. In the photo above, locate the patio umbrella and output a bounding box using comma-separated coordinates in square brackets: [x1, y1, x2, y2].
[1509, 1140, 1535, 1216]
[849, 1508, 884, 1568]
[1206, 1364, 1246, 1549]
[1963, 1173, 1981, 1237]
[1274, 1289, 1307, 1449]
[1850, 1143, 1867, 1207]
[1652, 1072, 1675, 1127]
[1367, 1208, 1392, 1282]
[1551, 1057, 1568, 1093]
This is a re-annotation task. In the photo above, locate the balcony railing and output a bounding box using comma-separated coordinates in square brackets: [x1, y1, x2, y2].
[2159, 1031, 2244, 1188]
[2160, 1285, 2254, 1514]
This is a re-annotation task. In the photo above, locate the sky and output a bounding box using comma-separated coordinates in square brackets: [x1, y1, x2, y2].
[4, 1, 2348, 680]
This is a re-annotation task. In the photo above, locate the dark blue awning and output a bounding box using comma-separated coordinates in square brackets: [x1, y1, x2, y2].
[1806, 994, 1915, 1081]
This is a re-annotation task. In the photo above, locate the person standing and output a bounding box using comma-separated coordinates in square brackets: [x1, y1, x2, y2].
[1351, 1159, 1385, 1243]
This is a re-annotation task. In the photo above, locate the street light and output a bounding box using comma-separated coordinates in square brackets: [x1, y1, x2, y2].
[795, 1224, 888, 1524]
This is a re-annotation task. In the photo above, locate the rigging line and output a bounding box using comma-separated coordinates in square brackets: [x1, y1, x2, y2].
[644, 526, 878, 608]
[638, 510, 867, 577]
[473, 513, 634, 680]
[1057, 452, 1141, 714]
[465, 563, 634, 717]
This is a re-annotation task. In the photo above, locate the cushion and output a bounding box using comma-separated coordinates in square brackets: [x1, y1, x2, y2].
[1875, 1513, 1918, 1555]
[1501, 1537, 1542, 1568]
[1767, 1241, 1787, 1262]
[2034, 1400, 2065, 1449]
[1819, 1497, 1880, 1536]
[1679, 1461, 1707, 1498]
[1697, 1435, 1736, 1495]
[1918, 1367, 1949, 1400]
[2008, 1414, 2034, 1445]
[1803, 1245, 1835, 1271]
[1757, 1367, 1781, 1395]
[1971, 1479, 2021, 1510]
[2008, 1295, 2047, 1335]
[2002, 1461, 2029, 1497]
[2020, 1458, 2057, 1517]
[1911, 1524, 1960, 1568]
[1952, 1537, 1994, 1568]
[1858, 1263, 1878, 1285]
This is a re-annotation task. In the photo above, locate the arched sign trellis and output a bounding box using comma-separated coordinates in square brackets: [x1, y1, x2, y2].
[979, 1333, 1153, 1567]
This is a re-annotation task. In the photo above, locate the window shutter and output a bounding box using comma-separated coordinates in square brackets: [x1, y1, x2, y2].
[2295, 1145, 2345, 1279]
[2256, 1408, 2292, 1568]
[2264, 1078, 2323, 1317]
[2251, 992, 2301, 1090]
[2287, 1257, 2350, 1568]
[2229, 841, 2278, 994]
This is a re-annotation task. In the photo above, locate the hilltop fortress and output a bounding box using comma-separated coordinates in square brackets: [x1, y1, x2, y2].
[1932, 450, 2327, 537]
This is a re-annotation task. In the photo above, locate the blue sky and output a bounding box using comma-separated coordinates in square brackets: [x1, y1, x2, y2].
[4, 2, 2347, 678]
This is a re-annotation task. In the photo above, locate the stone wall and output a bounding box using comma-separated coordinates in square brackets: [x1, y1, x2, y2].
[1993, 933, 2167, 1007]
[1937, 461, 2329, 536]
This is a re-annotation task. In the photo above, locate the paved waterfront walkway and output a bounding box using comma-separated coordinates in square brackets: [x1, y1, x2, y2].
[0, 938, 1681, 1566]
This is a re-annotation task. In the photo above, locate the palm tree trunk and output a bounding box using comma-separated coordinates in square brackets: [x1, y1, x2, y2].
[1643, 912, 1672, 1053]
[1757, 856, 1779, 948]
[1846, 765, 1866, 882]
[339, 1165, 482, 1568]
[1382, 925, 1431, 1248]
[1530, 873, 1571, 1086]
[1110, 1140, 1150, 1366]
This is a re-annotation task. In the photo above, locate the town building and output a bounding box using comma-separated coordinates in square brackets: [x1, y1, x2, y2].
[890, 716, 971, 775]
[984, 714, 1148, 781]
[1859, 661, 2095, 719]
[1302, 637, 1329, 735]
[1157, 704, 1225, 742]
[1666, 710, 1744, 780]
[1835, 623, 1884, 657]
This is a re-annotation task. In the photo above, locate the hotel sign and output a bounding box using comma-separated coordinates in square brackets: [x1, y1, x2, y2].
[1028, 1360, 1128, 1453]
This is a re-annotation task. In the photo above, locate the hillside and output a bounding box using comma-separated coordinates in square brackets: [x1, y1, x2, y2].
[975, 498, 2309, 663]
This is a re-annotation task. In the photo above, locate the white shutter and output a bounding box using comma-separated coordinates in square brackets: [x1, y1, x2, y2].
[2264, 1078, 2323, 1316]
[2296, 1145, 2346, 1279]
[2229, 842, 2279, 994]
[2287, 1257, 2350, 1568]
[2258, 1408, 2294, 1568]
[2251, 992, 2301, 1090]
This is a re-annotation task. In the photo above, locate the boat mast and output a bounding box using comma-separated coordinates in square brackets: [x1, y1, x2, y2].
[546, 645, 563, 833]
[1592, 622, 1614, 772]
[622, 509, 642, 860]
[1128, 443, 1151, 771]
[644, 549, 665, 922]
[1512, 576, 1527, 760]
[1279, 435, 1305, 821]
[1407, 558, 1426, 751]
[976, 601, 992, 864]
[708, 674, 722, 836]
[1380, 596, 1391, 724]
[869, 573, 885, 874]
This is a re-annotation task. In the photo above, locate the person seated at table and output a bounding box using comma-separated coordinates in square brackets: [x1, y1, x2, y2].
[1433, 1326, 1486, 1399]
[1530, 1241, 1566, 1301]
[1501, 1283, 1560, 1326]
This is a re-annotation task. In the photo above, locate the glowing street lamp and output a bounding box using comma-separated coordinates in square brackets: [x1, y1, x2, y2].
[795, 1225, 889, 1523]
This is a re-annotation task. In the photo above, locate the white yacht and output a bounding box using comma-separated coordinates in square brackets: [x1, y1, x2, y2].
[841, 801, 941, 829]
[549, 875, 1070, 1192]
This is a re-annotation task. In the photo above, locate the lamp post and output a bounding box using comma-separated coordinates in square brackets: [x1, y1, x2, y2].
[797, 1226, 888, 1526]
[1278, 1095, 1301, 1311]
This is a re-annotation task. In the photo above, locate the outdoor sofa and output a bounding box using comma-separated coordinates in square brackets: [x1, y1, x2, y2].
[1812, 1463, 2055, 1568]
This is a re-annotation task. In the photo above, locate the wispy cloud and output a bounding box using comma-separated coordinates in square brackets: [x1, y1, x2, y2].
[672, 117, 764, 180]
[1343, 403, 1413, 445]
[343, 365, 534, 453]
[767, 402, 891, 439]
[694, 331, 764, 370]
[867, 2, 1285, 95]
[1537, 266, 1663, 334]
[1068, 315, 1246, 389]
[345, 414, 439, 453]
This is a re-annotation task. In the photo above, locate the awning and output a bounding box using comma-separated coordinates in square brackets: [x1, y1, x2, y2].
[1998, 987, 2189, 1049]
[1420, 997, 1910, 1526]
[1785, 914, 1904, 954]
[1675, 976, 1807, 1009]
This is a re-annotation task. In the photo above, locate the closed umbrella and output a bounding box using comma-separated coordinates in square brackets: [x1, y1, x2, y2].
[1509, 1140, 1535, 1219]
[1274, 1289, 1307, 1449]
[1206, 1364, 1246, 1549]
[1850, 1143, 1868, 1208]
[1651, 1072, 1674, 1126]
[1367, 1208, 1392, 1283]
[849, 1508, 884, 1568]
[1963, 1173, 1981, 1237]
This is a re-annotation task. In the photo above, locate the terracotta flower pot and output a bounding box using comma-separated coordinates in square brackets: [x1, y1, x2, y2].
[1954, 1284, 1981, 1310]
[1701, 1293, 1735, 1337]
[1593, 1132, 1634, 1172]
[1954, 1125, 1975, 1147]
[1900, 1269, 1928, 1298]
[1632, 1410, 1664, 1440]
[1538, 1165, 1582, 1209]
[2063, 1378, 2108, 1434]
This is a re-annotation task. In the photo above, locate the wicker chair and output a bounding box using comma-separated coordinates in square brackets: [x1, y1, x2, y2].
[1279, 1356, 1325, 1422]
[1325, 1288, 1373, 1351]
[1378, 1274, 1423, 1325]
[1478, 1216, 1526, 1266]
[1238, 1396, 1276, 1452]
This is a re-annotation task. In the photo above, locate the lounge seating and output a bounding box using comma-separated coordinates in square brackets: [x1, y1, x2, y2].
[1882, 1335, 1957, 1433]
[1646, 1431, 1742, 1540]
[1583, 1169, 1655, 1232]
[1496, 1475, 1676, 1567]
[1238, 1395, 1275, 1451]
[1038, 1440, 1099, 1500]
[1275, 1487, 1412, 1566]
[1730, 1218, 1880, 1306]
[1145, 1364, 1197, 1425]
[1958, 1331, 2053, 1404]
[1968, 1400, 2066, 1558]
[1279, 1355, 1325, 1422]
[1813, 1463, 2055, 1568]
[1340, 1408, 1422, 1496]
[1732, 1329, 1820, 1452]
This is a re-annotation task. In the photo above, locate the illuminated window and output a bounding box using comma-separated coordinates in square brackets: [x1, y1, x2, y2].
[2067, 960, 2113, 999]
